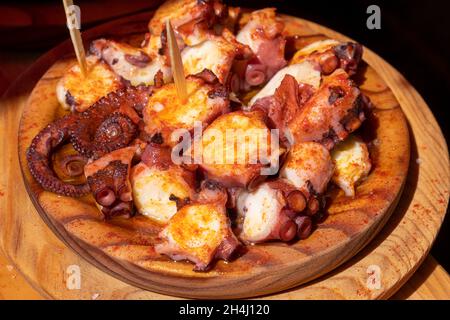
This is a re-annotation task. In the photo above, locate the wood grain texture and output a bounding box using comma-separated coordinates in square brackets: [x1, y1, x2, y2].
[0, 249, 43, 300]
[0, 12, 448, 300]
[392, 256, 450, 300]
[2, 246, 449, 299]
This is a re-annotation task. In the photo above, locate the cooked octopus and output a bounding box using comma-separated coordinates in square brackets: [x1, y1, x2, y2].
[26, 0, 374, 272]
[331, 135, 372, 197]
[84, 146, 137, 219]
[181, 31, 250, 84]
[27, 85, 149, 197]
[143, 70, 229, 147]
[131, 143, 196, 224]
[291, 39, 363, 76]
[196, 110, 281, 188]
[27, 114, 91, 197]
[155, 181, 240, 271]
[148, 0, 228, 48]
[280, 142, 334, 196]
[56, 55, 123, 112]
[236, 180, 313, 243]
[250, 74, 312, 146]
[236, 8, 287, 89]
[252, 69, 369, 149]
[249, 61, 321, 106]
[288, 68, 368, 149]
[70, 85, 148, 159]
[90, 39, 172, 86]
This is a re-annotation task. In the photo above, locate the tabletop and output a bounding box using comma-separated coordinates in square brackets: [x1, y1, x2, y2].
[1, 246, 449, 300]
[1, 45, 449, 301]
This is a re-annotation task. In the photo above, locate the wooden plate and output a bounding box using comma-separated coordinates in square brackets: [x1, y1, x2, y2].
[8, 11, 437, 299]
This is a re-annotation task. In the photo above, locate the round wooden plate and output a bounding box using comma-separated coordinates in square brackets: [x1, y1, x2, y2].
[13, 12, 411, 299]
[1, 11, 447, 299]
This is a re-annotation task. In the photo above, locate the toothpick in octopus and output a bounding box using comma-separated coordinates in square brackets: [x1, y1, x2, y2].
[62, 0, 88, 77]
[166, 19, 188, 103]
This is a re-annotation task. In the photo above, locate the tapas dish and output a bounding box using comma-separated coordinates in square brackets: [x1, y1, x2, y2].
[19, 0, 410, 298]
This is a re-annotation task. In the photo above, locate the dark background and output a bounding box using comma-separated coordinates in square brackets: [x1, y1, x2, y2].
[0, 0, 449, 271]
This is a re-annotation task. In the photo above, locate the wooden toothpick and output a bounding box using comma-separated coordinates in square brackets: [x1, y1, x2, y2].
[62, 0, 87, 77]
[166, 19, 188, 102]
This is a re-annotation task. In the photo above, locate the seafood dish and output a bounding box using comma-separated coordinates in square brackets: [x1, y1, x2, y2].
[26, 0, 375, 272]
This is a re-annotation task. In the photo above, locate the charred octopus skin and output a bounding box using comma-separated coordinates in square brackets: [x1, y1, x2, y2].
[148, 0, 228, 48]
[291, 40, 363, 76]
[26, 115, 90, 197]
[70, 85, 150, 159]
[84, 146, 137, 219]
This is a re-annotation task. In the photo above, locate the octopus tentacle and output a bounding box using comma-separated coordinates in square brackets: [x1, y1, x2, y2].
[54, 153, 87, 178]
[84, 146, 137, 219]
[291, 40, 363, 76]
[235, 178, 319, 244]
[236, 8, 287, 90]
[26, 115, 90, 197]
[252, 70, 369, 150]
[294, 215, 313, 239]
[93, 112, 138, 156]
[70, 86, 147, 158]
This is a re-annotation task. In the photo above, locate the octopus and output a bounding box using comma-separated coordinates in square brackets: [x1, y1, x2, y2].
[181, 30, 251, 85]
[290, 40, 363, 76]
[280, 142, 334, 197]
[70, 85, 149, 158]
[195, 109, 282, 189]
[251, 69, 370, 149]
[248, 61, 321, 106]
[236, 180, 313, 243]
[331, 135, 372, 197]
[155, 180, 240, 271]
[27, 85, 150, 198]
[88, 1, 242, 91]
[56, 55, 123, 112]
[235, 8, 287, 90]
[27, 114, 91, 197]
[147, 0, 230, 49]
[90, 39, 172, 86]
[26, 0, 374, 272]
[131, 143, 196, 224]
[84, 146, 137, 218]
[143, 70, 229, 147]
[288, 68, 369, 149]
